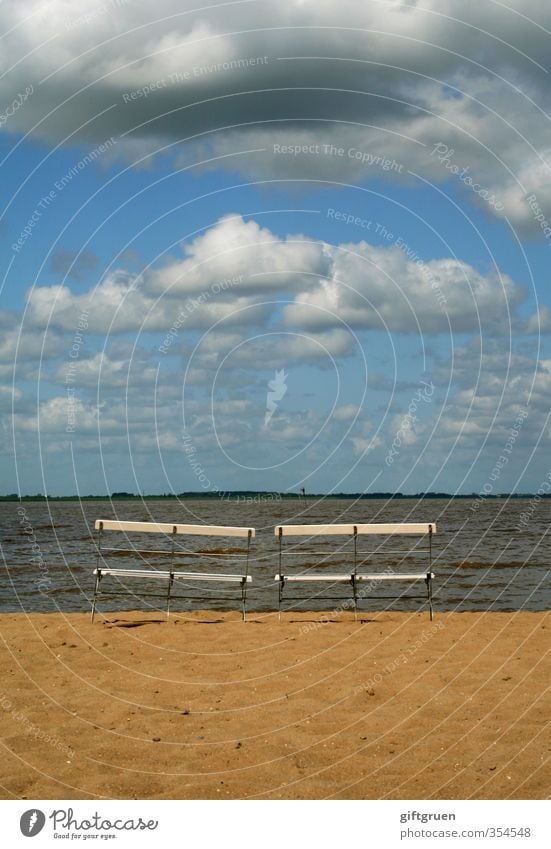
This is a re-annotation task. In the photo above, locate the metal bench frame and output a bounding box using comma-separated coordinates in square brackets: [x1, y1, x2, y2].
[91, 520, 254, 622]
[274, 522, 436, 620]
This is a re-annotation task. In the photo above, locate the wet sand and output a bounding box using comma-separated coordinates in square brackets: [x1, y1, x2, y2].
[0, 610, 548, 799]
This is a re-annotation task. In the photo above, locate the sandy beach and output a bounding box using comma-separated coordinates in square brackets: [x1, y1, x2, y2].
[0, 610, 548, 800]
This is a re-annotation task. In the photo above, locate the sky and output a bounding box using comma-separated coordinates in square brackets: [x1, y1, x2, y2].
[1, 0, 551, 496]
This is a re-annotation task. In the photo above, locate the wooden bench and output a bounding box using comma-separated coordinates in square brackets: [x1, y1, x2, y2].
[274, 522, 436, 619]
[92, 520, 254, 622]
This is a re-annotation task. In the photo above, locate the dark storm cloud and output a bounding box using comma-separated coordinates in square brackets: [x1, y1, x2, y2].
[1, 1, 550, 228]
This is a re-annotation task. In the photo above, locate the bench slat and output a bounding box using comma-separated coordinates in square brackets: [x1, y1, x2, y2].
[94, 568, 170, 579]
[275, 574, 353, 582]
[172, 573, 251, 583]
[356, 573, 434, 581]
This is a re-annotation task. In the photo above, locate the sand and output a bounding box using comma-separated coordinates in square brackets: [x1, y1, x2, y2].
[0, 610, 548, 800]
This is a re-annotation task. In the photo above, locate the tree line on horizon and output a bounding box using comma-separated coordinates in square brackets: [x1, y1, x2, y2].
[0, 491, 548, 501]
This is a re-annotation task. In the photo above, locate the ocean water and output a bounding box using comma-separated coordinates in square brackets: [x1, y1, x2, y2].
[1, 497, 549, 614]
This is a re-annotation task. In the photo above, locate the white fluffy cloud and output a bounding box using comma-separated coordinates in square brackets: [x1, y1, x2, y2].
[16, 395, 119, 434]
[0, 324, 66, 364]
[23, 215, 527, 338]
[52, 352, 159, 388]
[147, 214, 330, 294]
[285, 240, 525, 334]
[25, 266, 268, 334]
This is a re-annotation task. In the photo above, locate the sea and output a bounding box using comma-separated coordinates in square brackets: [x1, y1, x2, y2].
[1, 497, 549, 615]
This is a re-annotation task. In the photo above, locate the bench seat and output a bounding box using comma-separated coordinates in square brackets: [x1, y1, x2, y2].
[94, 568, 252, 583]
[275, 572, 434, 582]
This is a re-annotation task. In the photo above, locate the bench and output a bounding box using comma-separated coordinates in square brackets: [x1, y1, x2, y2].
[92, 520, 254, 622]
[274, 522, 436, 619]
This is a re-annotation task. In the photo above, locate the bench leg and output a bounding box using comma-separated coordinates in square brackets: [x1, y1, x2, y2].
[166, 573, 174, 620]
[91, 572, 101, 623]
[241, 579, 247, 622]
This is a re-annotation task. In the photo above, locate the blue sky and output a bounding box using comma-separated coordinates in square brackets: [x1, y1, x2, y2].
[1, 0, 550, 496]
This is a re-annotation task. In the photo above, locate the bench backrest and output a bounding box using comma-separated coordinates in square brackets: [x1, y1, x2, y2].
[275, 522, 435, 536]
[95, 520, 255, 538]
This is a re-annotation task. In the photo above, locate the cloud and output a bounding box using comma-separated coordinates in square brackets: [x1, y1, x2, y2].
[2, 2, 551, 230]
[27, 215, 321, 335]
[525, 305, 551, 335]
[0, 384, 23, 410]
[350, 434, 383, 457]
[332, 404, 360, 421]
[195, 327, 355, 371]
[52, 351, 159, 388]
[0, 326, 66, 363]
[23, 215, 528, 339]
[16, 395, 119, 434]
[25, 268, 268, 334]
[49, 248, 98, 281]
[429, 339, 549, 453]
[147, 214, 330, 294]
[283, 241, 525, 334]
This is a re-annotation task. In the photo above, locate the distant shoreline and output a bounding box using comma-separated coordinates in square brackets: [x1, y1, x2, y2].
[1, 491, 549, 501]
